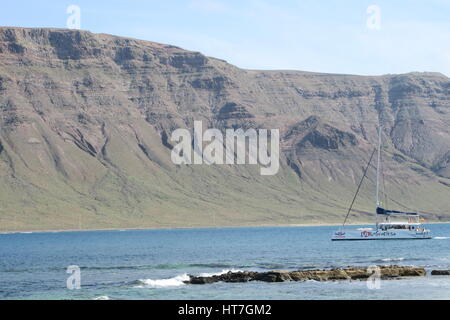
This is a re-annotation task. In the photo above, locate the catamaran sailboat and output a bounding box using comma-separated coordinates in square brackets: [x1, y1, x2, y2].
[331, 126, 431, 241]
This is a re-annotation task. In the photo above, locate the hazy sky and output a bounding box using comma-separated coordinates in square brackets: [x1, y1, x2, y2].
[1, 0, 449, 76]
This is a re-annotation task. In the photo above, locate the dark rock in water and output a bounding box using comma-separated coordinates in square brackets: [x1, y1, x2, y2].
[184, 266, 426, 285]
[254, 271, 293, 282]
[187, 271, 259, 284]
[431, 270, 450, 275]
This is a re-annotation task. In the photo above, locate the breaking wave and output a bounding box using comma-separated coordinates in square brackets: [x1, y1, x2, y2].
[133, 269, 243, 289]
[134, 274, 190, 288]
[375, 258, 405, 262]
[198, 268, 243, 277]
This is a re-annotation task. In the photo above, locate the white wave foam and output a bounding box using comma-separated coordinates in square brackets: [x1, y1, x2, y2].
[198, 268, 243, 277]
[434, 237, 450, 240]
[94, 295, 110, 300]
[135, 273, 189, 288]
[379, 258, 404, 262]
[134, 269, 244, 289]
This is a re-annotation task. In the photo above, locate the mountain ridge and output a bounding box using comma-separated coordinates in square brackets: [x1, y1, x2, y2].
[0, 27, 449, 231]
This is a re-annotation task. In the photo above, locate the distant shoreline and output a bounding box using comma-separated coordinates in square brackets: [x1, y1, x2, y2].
[1, 221, 449, 235]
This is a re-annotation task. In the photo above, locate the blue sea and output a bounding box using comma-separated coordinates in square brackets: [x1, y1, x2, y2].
[1, 224, 450, 300]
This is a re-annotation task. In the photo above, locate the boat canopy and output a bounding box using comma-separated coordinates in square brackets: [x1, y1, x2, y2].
[376, 207, 418, 216]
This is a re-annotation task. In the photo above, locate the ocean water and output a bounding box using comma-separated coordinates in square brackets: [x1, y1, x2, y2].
[1, 224, 450, 300]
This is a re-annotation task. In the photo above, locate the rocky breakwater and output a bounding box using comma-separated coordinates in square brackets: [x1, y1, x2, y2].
[184, 266, 426, 284]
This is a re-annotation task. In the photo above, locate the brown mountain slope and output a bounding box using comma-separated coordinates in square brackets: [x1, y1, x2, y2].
[0, 27, 449, 231]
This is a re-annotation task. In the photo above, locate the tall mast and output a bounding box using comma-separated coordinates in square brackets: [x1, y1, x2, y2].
[375, 125, 382, 208]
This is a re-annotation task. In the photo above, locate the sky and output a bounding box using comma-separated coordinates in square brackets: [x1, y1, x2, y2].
[1, 0, 449, 76]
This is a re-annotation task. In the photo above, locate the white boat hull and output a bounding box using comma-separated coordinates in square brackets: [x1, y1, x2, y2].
[332, 228, 431, 241]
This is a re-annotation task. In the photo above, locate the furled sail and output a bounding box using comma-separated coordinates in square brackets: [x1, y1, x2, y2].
[376, 207, 418, 216]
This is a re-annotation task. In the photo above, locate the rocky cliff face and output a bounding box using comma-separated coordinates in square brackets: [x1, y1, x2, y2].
[0, 27, 449, 230]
